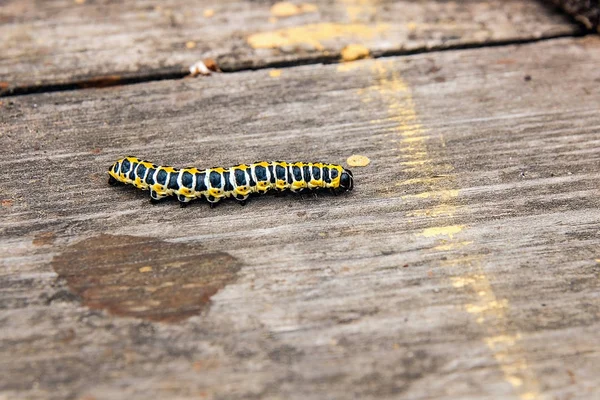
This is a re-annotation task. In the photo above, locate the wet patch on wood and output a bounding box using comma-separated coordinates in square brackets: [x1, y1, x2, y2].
[51, 234, 241, 322]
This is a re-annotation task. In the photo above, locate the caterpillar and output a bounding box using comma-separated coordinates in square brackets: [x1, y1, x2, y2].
[108, 156, 353, 207]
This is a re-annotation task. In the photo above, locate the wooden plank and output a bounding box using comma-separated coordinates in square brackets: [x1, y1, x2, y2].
[0, 0, 579, 95]
[1, 36, 600, 399]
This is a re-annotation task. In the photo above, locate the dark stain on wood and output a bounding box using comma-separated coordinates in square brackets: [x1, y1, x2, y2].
[32, 232, 56, 246]
[51, 234, 241, 322]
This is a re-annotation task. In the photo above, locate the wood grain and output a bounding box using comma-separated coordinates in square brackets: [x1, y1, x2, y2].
[0, 0, 578, 94]
[1, 36, 600, 399]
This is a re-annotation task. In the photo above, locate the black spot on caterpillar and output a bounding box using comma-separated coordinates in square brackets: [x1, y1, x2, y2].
[108, 156, 354, 207]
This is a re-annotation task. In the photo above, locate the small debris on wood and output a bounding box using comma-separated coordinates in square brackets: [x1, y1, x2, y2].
[189, 59, 220, 76]
[347, 154, 371, 167]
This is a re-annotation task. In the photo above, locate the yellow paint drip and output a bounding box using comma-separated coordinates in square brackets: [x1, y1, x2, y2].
[270, 2, 317, 17]
[341, 44, 370, 61]
[269, 69, 282, 78]
[346, 154, 370, 167]
[247, 23, 388, 51]
[418, 225, 464, 239]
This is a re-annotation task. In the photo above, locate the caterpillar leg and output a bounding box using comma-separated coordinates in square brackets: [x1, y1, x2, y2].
[108, 176, 123, 186]
[237, 199, 247, 206]
[149, 189, 167, 204]
[178, 194, 193, 208]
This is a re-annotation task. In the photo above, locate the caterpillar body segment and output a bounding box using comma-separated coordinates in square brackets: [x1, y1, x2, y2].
[108, 156, 353, 207]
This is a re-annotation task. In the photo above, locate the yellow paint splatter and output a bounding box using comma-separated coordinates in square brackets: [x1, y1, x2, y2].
[139, 266, 153, 273]
[203, 9, 215, 18]
[269, 69, 282, 78]
[418, 225, 464, 239]
[270, 2, 317, 17]
[341, 44, 370, 61]
[346, 154, 370, 167]
[185, 41, 196, 49]
[247, 23, 388, 51]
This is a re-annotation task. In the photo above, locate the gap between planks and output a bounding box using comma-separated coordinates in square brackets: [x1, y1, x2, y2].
[0, 31, 588, 98]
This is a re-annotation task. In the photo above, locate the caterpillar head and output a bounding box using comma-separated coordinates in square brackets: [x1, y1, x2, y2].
[339, 169, 354, 191]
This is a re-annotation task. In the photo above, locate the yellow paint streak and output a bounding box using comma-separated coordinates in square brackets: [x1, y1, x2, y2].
[456, 262, 543, 400]
[407, 204, 458, 218]
[139, 266, 153, 273]
[402, 189, 459, 201]
[338, 0, 376, 22]
[433, 241, 473, 251]
[337, 62, 364, 72]
[396, 176, 450, 186]
[270, 2, 317, 17]
[360, 60, 542, 400]
[341, 44, 370, 61]
[269, 69, 282, 78]
[418, 225, 464, 239]
[247, 23, 388, 51]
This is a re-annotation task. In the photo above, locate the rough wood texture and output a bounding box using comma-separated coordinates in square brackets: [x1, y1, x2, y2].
[545, 0, 600, 31]
[1, 35, 599, 400]
[0, 0, 578, 95]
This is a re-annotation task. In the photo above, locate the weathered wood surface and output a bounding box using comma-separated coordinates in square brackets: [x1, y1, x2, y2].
[2, 36, 600, 400]
[545, 0, 600, 31]
[0, 0, 579, 95]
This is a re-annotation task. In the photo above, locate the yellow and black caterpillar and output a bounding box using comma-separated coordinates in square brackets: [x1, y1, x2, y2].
[108, 156, 354, 207]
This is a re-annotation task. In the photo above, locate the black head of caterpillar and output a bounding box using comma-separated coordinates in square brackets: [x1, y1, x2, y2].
[339, 169, 354, 191]
[108, 156, 354, 208]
